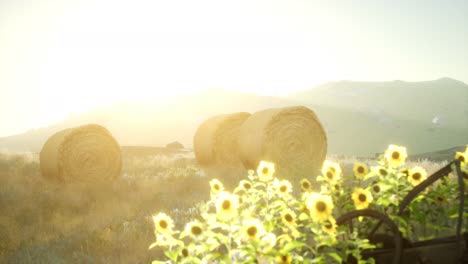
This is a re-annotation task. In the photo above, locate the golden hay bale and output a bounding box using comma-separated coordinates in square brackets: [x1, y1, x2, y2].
[39, 124, 122, 183]
[238, 106, 327, 181]
[193, 112, 251, 187]
[193, 112, 251, 168]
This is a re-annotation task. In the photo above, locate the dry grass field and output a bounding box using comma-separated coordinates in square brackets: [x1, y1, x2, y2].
[0, 149, 450, 263]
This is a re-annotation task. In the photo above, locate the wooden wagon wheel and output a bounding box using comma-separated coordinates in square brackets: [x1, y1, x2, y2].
[367, 160, 466, 263]
[336, 209, 403, 264]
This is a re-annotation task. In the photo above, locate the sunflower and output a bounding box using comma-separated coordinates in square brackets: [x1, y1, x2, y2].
[274, 179, 292, 196]
[322, 217, 337, 235]
[280, 209, 297, 227]
[300, 178, 312, 192]
[321, 160, 342, 182]
[375, 166, 389, 177]
[275, 254, 292, 264]
[384, 144, 408, 167]
[408, 166, 427, 186]
[371, 182, 381, 195]
[455, 152, 467, 163]
[243, 218, 264, 240]
[184, 221, 203, 239]
[434, 195, 447, 205]
[238, 180, 252, 191]
[257, 161, 275, 182]
[209, 178, 224, 195]
[180, 247, 189, 258]
[351, 188, 373, 210]
[353, 162, 368, 179]
[152, 212, 174, 234]
[216, 192, 239, 221]
[400, 167, 410, 177]
[306, 192, 334, 222]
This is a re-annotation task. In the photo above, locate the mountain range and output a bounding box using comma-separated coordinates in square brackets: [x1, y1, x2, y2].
[1, 78, 467, 157]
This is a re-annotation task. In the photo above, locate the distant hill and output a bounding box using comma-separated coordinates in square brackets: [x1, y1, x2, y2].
[0, 89, 301, 153]
[290, 77, 468, 130]
[289, 77, 468, 156]
[408, 145, 467, 162]
[0, 78, 467, 157]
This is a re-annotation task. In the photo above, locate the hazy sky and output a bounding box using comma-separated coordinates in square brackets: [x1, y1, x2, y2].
[0, 0, 467, 137]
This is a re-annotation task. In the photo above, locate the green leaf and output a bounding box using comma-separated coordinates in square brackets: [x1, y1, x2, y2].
[164, 250, 178, 262]
[284, 240, 307, 252]
[327, 252, 342, 263]
[299, 212, 310, 221]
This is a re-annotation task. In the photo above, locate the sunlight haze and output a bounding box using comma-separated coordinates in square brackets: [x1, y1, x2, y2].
[0, 0, 467, 137]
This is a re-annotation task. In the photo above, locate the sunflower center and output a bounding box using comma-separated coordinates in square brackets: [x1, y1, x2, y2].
[302, 181, 310, 189]
[191, 225, 202, 236]
[392, 151, 400, 159]
[262, 167, 269, 174]
[413, 173, 421, 180]
[379, 168, 388, 176]
[222, 200, 231, 210]
[214, 184, 220, 191]
[182, 248, 189, 257]
[159, 220, 168, 229]
[282, 255, 288, 261]
[316, 201, 327, 212]
[324, 222, 332, 229]
[280, 185, 287, 192]
[357, 166, 364, 173]
[247, 226, 257, 237]
[373, 185, 380, 193]
[334, 184, 340, 190]
[284, 214, 293, 222]
[358, 193, 367, 202]
[458, 156, 466, 162]
[326, 171, 334, 179]
[244, 183, 251, 189]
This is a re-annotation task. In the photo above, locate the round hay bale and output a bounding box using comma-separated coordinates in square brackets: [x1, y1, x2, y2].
[238, 106, 327, 181]
[39, 124, 122, 183]
[166, 141, 184, 150]
[193, 112, 251, 187]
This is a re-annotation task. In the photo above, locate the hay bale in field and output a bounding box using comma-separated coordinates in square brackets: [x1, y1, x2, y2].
[238, 106, 327, 181]
[166, 141, 184, 150]
[39, 124, 122, 183]
[193, 112, 251, 186]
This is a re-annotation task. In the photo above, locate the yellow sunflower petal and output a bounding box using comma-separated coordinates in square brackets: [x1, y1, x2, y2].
[353, 162, 368, 179]
[351, 188, 373, 210]
[408, 166, 427, 186]
[152, 212, 175, 234]
[257, 161, 275, 182]
[216, 192, 239, 221]
[384, 144, 408, 168]
[306, 192, 334, 222]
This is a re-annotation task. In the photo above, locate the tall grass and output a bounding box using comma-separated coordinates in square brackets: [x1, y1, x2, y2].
[0, 151, 205, 263]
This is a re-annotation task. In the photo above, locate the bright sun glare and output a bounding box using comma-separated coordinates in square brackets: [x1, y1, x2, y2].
[30, 0, 336, 116]
[4, 0, 465, 137]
